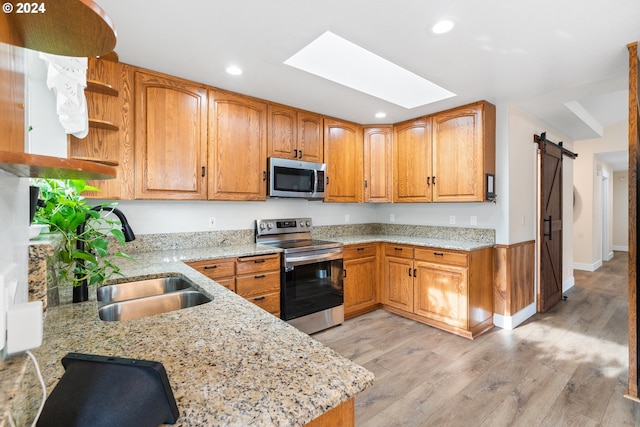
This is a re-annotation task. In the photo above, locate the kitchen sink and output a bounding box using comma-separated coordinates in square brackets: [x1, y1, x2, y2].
[98, 276, 194, 303]
[98, 290, 212, 321]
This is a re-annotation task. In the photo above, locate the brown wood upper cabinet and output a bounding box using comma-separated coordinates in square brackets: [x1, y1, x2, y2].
[134, 70, 208, 199]
[393, 101, 495, 203]
[393, 117, 432, 202]
[363, 126, 393, 203]
[208, 89, 268, 201]
[324, 118, 363, 203]
[431, 100, 496, 202]
[267, 104, 323, 163]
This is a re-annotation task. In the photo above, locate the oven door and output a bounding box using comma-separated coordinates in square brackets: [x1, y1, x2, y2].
[281, 257, 343, 321]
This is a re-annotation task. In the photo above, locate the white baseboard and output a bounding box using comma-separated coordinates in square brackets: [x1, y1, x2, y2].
[573, 260, 602, 272]
[563, 276, 575, 293]
[494, 303, 536, 330]
[613, 245, 629, 252]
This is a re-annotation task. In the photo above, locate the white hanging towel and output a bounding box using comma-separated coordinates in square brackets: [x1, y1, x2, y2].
[38, 53, 89, 138]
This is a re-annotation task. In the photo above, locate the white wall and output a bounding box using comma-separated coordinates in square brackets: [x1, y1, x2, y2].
[613, 171, 629, 251]
[25, 50, 67, 157]
[0, 172, 29, 304]
[573, 122, 628, 270]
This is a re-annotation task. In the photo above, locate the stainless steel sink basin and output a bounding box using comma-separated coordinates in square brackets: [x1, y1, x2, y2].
[98, 290, 211, 321]
[98, 276, 194, 303]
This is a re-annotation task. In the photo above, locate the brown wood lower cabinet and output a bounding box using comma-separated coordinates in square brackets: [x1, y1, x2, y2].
[343, 243, 380, 318]
[187, 257, 236, 291]
[187, 253, 281, 317]
[381, 243, 494, 339]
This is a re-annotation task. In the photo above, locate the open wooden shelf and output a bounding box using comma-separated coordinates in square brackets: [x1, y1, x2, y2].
[88, 118, 119, 131]
[86, 79, 119, 97]
[0, 151, 117, 180]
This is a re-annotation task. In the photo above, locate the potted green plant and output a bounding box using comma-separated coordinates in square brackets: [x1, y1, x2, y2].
[31, 179, 135, 302]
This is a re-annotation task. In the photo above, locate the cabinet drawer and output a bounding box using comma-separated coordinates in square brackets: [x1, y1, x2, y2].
[215, 277, 236, 292]
[246, 291, 280, 315]
[236, 253, 280, 275]
[414, 248, 468, 267]
[384, 243, 414, 259]
[187, 258, 235, 279]
[344, 243, 377, 260]
[236, 270, 280, 297]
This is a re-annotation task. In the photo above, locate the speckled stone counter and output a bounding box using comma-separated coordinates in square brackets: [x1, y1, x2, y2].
[19, 244, 375, 426]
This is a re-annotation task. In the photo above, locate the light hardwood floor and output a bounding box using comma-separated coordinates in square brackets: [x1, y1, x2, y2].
[314, 251, 640, 426]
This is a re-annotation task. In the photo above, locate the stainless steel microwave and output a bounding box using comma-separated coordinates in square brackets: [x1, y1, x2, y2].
[268, 157, 326, 199]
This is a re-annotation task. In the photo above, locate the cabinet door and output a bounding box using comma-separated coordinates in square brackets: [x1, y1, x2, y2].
[344, 254, 378, 317]
[432, 102, 493, 202]
[297, 111, 324, 162]
[363, 126, 392, 203]
[393, 117, 432, 202]
[267, 104, 297, 160]
[413, 261, 468, 329]
[208, 89, 267, 201]
[382, 256, 413, 312]
[324, 118, 363, 202]
[135, 71, 208, 199]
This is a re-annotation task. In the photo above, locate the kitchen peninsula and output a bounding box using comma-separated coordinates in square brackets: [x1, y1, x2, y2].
[13, 242, 374, 426]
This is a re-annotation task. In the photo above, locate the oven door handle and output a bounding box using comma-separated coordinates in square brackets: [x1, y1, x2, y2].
[285, 251, 343, 267]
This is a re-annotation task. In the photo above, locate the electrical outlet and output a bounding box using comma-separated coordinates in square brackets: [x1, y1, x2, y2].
[390, 214, 395, 223]
[449, 215, 456, 225]
[345, 214, 350, 223]
[208, 217, 216, 228]
[470, 216, 477, 226]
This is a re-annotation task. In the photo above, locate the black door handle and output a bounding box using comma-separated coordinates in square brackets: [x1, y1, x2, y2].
[543, 215, 552, 240]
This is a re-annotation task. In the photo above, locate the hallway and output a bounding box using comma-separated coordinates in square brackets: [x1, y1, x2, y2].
[314, 251, 639, 426]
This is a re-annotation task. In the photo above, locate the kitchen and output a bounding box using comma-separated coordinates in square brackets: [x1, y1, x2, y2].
[1, 0, 639, 425]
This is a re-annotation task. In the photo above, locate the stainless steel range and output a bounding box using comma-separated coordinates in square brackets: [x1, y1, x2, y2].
[256, 218, 344, 334]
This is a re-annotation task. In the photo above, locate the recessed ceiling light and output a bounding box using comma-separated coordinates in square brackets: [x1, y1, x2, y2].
[226, 65, 243, 76]
[432, 19, 455, 34]
[375, 112, 387, 118]
[284, 31, 455, 109]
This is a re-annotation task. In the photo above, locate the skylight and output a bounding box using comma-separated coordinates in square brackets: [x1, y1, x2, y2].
[284, 31, 455, 109]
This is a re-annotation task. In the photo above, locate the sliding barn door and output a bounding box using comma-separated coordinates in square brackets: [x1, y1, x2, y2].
[539, 140, 564, 313]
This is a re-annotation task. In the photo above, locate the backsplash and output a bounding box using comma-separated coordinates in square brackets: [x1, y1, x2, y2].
[120, 223, 495, 254]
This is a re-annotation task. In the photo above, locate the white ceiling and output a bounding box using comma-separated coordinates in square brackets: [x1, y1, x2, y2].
[99, 0, 638, 150]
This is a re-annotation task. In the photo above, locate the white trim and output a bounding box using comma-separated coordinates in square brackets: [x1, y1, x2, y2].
[604, 251, 614, 262]
[493, 303, 536, 330]
[563, 276, 575, 293]
[613, 245, 629, 252]
[573, 260, 602, 272]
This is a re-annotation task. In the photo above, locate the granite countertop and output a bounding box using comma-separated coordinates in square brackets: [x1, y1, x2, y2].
[29, 244, 375, 427]
[326, 234, 494, 251]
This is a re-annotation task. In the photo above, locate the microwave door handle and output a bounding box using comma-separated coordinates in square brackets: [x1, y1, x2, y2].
[313, 169, 319, 194]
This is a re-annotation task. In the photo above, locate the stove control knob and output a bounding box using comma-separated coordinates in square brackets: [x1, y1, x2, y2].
[267, 222, 274, 230]
[259, 223, 266, 230]
[305, 221, 311, 227]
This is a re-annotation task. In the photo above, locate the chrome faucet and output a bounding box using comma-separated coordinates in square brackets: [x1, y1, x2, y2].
[73, 206, 135, 302]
